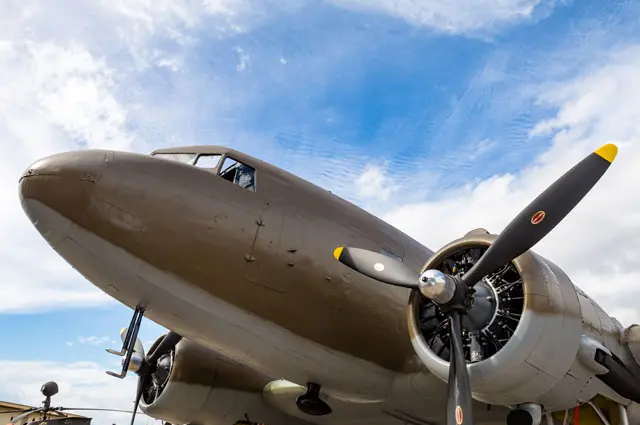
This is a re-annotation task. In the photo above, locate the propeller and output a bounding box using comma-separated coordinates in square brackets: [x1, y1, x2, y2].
[116, 329, 182, 425]
[333, 144, 618, 425]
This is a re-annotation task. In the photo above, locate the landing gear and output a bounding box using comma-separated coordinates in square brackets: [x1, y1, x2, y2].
[295, 383, 332, 416]
[539, 400, 630, 425]
[105, 304, 145, 378]
[585, 400, 632, 425]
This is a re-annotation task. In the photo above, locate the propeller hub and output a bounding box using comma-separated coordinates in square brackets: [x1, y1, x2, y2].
[418, 269, 456, 304]
[461, 280, 498, 331]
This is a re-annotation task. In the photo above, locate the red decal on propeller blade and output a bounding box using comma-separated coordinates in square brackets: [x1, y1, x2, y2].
[456, 406, 463, 425]
[531, 210, 546, 225]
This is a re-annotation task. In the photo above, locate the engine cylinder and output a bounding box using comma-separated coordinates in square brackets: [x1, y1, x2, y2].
[407, 230, 583, 407]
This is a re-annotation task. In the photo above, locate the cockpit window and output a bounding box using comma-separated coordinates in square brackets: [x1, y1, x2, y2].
[194, 154, 222, 169]
[152, 153, 197, 164]
[152, 152, 256, 191]
[219, 156, 256, 191]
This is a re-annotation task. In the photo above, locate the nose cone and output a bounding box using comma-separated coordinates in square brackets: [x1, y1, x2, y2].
[19, 150, 108, 242]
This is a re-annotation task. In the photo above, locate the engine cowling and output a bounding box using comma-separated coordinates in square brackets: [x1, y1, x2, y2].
[138, 337, 303, 425]
[407, 229, 585, 408]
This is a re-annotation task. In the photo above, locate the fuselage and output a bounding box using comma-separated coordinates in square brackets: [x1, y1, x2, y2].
[18, 146, 435, 400]
[19, 146, 640, 425]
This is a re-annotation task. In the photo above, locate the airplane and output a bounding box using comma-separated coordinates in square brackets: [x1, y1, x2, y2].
[17, 143, 640, 425]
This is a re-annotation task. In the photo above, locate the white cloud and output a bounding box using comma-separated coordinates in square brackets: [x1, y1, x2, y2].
[382, 43, 640, 326]
[235, 46, 250, 71]
[467, 138, 498, 161]
[0, 360, 159, 425]
[105, 0, 249, 67]
[30, 41, 133, 151]
[327, 0, 555, 35]
[355, 164, 399, 202]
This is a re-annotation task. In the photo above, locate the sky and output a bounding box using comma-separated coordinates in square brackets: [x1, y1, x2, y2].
[1, 0, 640, 424]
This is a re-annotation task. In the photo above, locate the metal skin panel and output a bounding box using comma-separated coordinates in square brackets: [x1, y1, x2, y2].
[406, 230, 639, 411]
[621, 325, 640, 376]
[387, 371, 513, 425]
[195, 390, 314, 425]
[574, 284, 633, 367]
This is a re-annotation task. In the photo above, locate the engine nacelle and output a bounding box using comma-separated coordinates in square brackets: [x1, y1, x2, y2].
[407, 229, 628, 410]
[139, 337, 300, 425]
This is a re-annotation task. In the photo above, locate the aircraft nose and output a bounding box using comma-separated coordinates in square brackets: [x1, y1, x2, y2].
[19, 150, 108, 243]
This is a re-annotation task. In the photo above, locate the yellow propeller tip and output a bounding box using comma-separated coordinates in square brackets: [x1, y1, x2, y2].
[333, 247, 344, 260]
[594, 143, 618, 163]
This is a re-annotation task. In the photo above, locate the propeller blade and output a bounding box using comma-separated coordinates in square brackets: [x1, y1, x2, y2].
[446, 311, 473, 425]
[333, 247, 420, 289]
[461, 143, 618, 287]
[147, 331, 182, 365]
[130, 375, 148, 425]
[120, 327, 146, 357]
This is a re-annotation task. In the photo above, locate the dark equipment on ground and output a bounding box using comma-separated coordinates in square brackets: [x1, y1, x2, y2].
[0, 381, 140, 424]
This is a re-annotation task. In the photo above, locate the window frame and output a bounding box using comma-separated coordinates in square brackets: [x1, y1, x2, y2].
[217, 154, 258, 192]
[151, 152, 199, 165]
[150, 151, 258, 192]
[193, 153, 224, 171]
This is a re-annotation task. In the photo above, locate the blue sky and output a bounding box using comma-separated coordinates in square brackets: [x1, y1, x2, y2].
[2, 0, 640, 423]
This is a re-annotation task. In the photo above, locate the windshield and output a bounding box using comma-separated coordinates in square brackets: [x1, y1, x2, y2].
[152, 153, 198, 164]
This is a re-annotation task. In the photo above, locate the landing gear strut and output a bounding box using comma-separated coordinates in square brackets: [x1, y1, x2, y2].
[618, 404, 630, 425]
[105, 304, 145, 378]
[295, 383, 332, 416]
[542, 401, 631, 425]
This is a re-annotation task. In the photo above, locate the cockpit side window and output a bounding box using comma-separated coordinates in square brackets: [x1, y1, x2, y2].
[219, 156, 256, 192]
[152, 153, 198, 164]
[194, 154, 222, 169]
